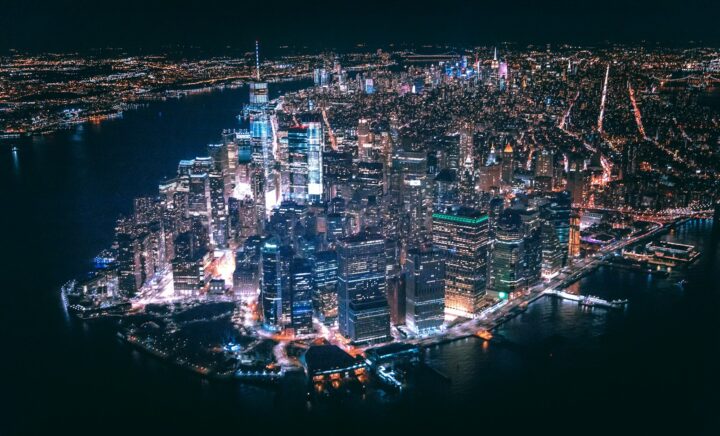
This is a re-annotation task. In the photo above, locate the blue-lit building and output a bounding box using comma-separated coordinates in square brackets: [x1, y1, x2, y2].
[405, 248, 445, 334]
[290, 258, 314, 334]
[337, 232, 390, 344]
[260, 240, 294, 330]
[287, 116, 323, 205]
[313, 250, 338, 323]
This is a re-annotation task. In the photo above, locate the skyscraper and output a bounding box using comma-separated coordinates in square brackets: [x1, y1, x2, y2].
[313, 250, 338, 324]
[260, 240, 294, 330]
[304, 115, 324, 202]
[490, 209, 525, 300]
[248, 41, 268, 107]
[519, 207, 543, 288]
[501, 143, 514, 184]
[290, 258, 314, 334]
[535, 148, 554, 192]
[337, 232, 390, 344]
[405, 248, 445, 334]
[432, 207, 490, 318]
[287, 125, 310, 203]
[569, 212, 581, 259]
[545, 191, 572, 266]
[116, 218, 142, 297]
[172, 219, 210, 296]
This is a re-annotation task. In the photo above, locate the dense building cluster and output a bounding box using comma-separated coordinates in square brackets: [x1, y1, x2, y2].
[65, 44, 720, 347]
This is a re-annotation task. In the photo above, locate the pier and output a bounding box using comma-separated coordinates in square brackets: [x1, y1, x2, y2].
[542, 289, 628, 310]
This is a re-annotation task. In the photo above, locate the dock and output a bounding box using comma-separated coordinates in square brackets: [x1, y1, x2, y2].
[542, 289, 628, 310]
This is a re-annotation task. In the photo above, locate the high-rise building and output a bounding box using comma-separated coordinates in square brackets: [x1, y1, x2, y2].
[286, 116, 323, 204]
[405, 248, 445, 334]
[248, 41, 268, 107]
[535, 148, 554, 191]
[545, 191, 572, 266]
[208, 172, 228, 248]
[490, 209, 525, 300]
[233, 245, 260, 298]
[115, 218, 142, 297]
[260, 240, 294, 330]
[501, 143, 514, 184]
[337, 232, 390, 344]
[172, 220, 210, 296]
[250, 112, 278, 229]
[432, 207, 490, 318]
[313, 250, 338, 324]
[290, 258, 314, 334]
[357, 118, 374, 162]
[569, 212, 581, 259]
[535, 148, 554, 178]
[566, 157, 589, 205]
[287, 125, 310, 203]
[305, 116, 324, 202]
[540, 220, 563, 279]
[519, 207, 543, 288]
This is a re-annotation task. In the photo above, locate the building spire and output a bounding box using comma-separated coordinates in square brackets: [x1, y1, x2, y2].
[255, 40, 261, 81]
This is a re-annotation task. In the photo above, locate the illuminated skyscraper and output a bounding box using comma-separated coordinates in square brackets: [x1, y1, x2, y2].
[115, 218, 142, 297]
[541, 220, 563, 279]
[535, 148, 554, 191]
[305, 116, 323, 202]
[208, 172, 228, 248]
[172, 219, 210, 296]
[490, 210, 525, 300]
[566, 156, 589, 205]
[519, 207, 543, 287]
[287, 125, 310, 203]
[405, 248, 445, 334]
[248, 41, 268, 107]
[337, 232, 390, 344]
[250, 112, 278, 229]
[569, 212, 581, 259]
[313, 250, 338, 324]
[502, 143, 514, 184]
[260, 240, 293, 330]
[287, 116, 324, 204]
[432, 207, 490, 318]
[357, 118, 374, 162]
[290, 258, 314, 334]
[545, 191, 572, 266]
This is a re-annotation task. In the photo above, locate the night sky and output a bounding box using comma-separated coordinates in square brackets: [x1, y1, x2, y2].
[1, 0, 719, 52]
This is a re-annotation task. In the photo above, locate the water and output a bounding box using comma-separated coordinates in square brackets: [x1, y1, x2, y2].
[3, 86, 719, 435]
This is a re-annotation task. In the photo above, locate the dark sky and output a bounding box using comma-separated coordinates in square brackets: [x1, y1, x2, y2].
[1, 0, 719, 52]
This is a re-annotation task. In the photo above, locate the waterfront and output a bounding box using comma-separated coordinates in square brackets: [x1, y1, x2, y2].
[3, 83, 719, 435]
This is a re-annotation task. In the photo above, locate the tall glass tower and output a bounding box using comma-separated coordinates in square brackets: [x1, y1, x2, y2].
[337, 232, 390, 344]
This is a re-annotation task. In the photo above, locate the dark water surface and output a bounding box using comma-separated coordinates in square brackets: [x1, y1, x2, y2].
[3, 85, 719, 435]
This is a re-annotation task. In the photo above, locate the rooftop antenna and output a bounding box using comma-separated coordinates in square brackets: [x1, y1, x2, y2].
[255, 40, 261, 81]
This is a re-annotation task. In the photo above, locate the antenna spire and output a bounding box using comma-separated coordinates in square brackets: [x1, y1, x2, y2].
[255, 40, 261, 81]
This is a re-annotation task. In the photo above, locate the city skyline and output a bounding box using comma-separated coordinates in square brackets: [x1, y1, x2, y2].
[3, 5, 720, 435]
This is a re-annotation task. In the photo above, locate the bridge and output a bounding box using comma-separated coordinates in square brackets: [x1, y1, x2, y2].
[401, 52, 460, 63]
[652, 72, 720, 88]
